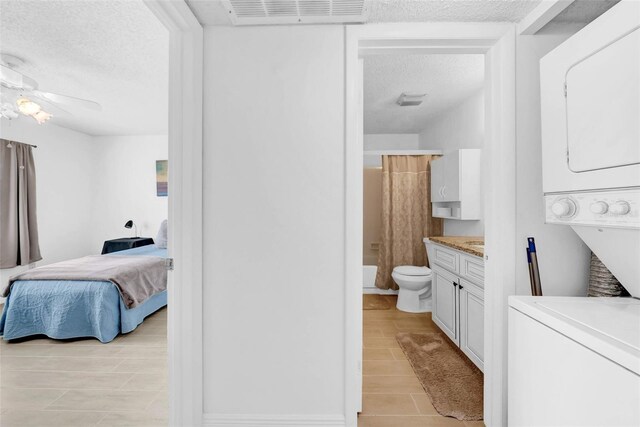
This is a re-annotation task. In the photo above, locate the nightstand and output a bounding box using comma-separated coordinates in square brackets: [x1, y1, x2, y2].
[101, 237, 155, 254]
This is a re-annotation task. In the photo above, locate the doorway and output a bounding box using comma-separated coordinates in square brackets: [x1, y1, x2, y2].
[0, 0, 179, 425]
[344, 23, 517, 427]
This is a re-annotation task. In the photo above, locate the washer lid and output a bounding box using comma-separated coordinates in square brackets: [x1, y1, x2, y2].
[536, 299, 640, 352]
[509, 296, 640, 375]
[393, 266, 431, 276]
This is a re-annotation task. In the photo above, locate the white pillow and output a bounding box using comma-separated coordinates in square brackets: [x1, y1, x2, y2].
[156, 219, 168, 249]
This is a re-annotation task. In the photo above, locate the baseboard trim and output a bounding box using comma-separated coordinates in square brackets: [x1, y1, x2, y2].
[202, 414, 346, 427]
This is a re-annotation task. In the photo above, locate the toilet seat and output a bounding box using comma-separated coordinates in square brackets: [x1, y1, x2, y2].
[393, 266, 431, 277]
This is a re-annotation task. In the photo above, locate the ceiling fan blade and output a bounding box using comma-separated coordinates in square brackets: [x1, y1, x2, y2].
[27, 92, 71, 116]
[32, 90, 101, 111]
[0, 64, 38, 90]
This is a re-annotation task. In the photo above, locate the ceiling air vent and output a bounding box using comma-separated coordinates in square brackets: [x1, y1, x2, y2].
[222, 0, 368, 25]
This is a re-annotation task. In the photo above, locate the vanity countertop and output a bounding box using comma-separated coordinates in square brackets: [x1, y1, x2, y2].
[429, 236, 484, 258]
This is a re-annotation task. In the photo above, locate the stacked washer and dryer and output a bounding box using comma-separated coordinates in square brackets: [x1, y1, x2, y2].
[508, 1, 640, 426]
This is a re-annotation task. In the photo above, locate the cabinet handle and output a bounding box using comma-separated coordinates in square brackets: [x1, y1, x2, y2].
[459, 284, 464, 290]
[453, 282, 458, 287]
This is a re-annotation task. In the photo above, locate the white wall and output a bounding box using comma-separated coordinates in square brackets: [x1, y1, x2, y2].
[515, 27, 591, 297]
[419, 91, 485, 236]
[0, 116, 95, 288]
[202, 26, 345, 421]
[363, 133, 419, 167]
[364, 133, 419, 150]
[419, 90, 484, 151]
[90, 135, 168, 251]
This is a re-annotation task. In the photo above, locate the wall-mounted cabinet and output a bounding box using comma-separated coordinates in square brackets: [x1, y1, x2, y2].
[431, 149, 482, 220]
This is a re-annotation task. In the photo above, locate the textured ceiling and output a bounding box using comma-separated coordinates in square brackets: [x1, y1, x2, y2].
[187, 0, 542, 26]
[364, 54, 484, 134]
[0, 0, 168, 136]
[187, 0, 233, 26]
[366, 0, 540, 23]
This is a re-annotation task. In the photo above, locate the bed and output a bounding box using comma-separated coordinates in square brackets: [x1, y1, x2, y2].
[0, 245, 167, 343]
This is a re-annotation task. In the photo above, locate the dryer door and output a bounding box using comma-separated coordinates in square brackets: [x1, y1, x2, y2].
[565, 28, 640, 173]
[540, 0, 640, 193]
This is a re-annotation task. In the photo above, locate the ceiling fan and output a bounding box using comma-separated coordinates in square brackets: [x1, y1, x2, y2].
[0, 53, 101, 124]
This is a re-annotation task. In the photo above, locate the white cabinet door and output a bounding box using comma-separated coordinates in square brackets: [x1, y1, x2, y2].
[432, 268, 458, 345]
[431, 157, 445, 201]
[442, 150, 460, 202]
[459, 279, 484, 371]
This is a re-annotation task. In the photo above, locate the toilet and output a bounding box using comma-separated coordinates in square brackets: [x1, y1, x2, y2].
[391, 265, 432, 313]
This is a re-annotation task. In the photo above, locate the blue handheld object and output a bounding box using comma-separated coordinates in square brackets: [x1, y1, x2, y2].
[527, 237, 543, 296]
[526, 247, 536, 296]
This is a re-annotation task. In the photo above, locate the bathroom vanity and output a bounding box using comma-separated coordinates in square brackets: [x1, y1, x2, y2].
[424, 237, 485, 371]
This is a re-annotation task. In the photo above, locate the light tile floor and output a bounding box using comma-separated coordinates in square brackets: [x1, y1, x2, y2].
[1, 299, 485, 427]
[358, 295, 484, 427]
[0, 307, 167, 427]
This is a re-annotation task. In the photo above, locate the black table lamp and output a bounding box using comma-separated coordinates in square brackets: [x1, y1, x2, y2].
[124, 220, 138, 237]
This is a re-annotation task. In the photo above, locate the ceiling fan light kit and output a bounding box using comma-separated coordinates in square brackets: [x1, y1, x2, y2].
[17, 97, 41, 115]
[16, 96, 52, 124]
[0, 53, 101, 124]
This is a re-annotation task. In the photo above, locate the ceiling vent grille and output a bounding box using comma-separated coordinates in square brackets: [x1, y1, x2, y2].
[223, 0, 368, 25]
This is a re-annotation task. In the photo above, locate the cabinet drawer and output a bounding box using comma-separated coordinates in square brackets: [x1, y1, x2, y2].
[432, 245, 459, 273]
[461, 254, 484, 286]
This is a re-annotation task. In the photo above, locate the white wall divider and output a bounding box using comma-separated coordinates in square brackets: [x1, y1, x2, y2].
[143, 1, 204, 426]
[202, 25, 347, 424]
[482, 26, 517, 427]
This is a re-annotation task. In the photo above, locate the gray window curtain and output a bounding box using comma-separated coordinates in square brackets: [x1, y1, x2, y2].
[0, 139, 42, 268]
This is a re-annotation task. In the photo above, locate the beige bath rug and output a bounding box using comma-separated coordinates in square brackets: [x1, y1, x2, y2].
[396, 331, 483, 421]
[363, 294, 394, 310]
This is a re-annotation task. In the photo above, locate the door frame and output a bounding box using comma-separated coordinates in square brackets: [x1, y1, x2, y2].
[345, 23, 516, 427]
[144, 1, 203, 426]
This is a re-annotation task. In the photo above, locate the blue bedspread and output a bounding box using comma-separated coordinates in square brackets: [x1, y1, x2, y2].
[0, 245, 168, 343]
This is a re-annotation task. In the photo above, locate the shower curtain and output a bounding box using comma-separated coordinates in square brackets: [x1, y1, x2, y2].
[0, 140, 42, 268]
[374, 155, 442, 290]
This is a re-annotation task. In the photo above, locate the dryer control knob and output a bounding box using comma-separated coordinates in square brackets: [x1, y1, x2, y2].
[610, 201, 631, 216]
[551, 199, 577, 218]
[590, 201, 609, 215]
